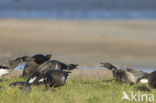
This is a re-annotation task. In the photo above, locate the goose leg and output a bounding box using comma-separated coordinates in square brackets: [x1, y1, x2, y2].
[44, 79, 49, 91]
[130, 82, 134, 85]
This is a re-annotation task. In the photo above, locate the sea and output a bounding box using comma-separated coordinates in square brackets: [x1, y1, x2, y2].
[0, 0, 156, 19]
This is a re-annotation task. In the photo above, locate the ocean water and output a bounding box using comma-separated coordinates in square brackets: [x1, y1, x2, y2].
[0, 0, 156, 19]
[14, 62, 155, 73]
[13, 62, 26, 70]
[80, 66, 155, 73]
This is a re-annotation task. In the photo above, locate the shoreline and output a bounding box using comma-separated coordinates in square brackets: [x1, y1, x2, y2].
[0, 19, 156, 68]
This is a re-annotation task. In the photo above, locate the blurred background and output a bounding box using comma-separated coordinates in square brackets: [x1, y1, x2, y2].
[0, 0, 156, 71]
[0, 0, 156, 19]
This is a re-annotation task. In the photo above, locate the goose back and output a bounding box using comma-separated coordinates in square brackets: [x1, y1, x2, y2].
[148, 71, 156, 88]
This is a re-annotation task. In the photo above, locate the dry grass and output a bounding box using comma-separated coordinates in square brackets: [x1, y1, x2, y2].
[2, 69, 113, 80]
[2, 70, 23, 79]
[70, 69, 112, 80]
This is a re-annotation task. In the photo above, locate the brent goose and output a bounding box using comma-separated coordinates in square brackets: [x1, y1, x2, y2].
[100, 63, 149, 84]
[148, 71, 156, 89]
[32, 54, 52, 64]
[43, 70, 70, 91]
[8, 56, 30, 70]
[9, 81, 31, 93]
[26, 60, 78, 84]
[0, 65, 10, 77]
[0, 56, 29, 78]
[22, 54, 52, 78]
[36, 60, 78, 72]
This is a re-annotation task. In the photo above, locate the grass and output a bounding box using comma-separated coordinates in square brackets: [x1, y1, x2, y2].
[0, 78, 156, 103]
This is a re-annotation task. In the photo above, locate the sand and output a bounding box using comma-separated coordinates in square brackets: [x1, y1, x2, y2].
[0, 19, 156, 69]
[2, 69, 113, 80]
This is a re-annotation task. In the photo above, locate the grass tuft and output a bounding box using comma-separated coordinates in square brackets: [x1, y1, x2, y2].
[0, 78, 155, 103]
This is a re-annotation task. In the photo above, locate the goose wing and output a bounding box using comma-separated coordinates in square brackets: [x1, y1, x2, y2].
[125, 68, 148, 78]
[37, 60, 62, 73]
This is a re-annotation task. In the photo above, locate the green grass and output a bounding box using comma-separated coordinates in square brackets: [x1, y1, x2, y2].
[0, 78, 156, 103]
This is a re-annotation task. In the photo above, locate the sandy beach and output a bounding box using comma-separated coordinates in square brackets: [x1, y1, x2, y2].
[0, 19, 156, 69]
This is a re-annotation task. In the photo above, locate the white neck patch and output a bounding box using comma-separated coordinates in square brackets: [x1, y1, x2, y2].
[139, 79, 148, 84]
[55, 64, 58, 70]
[28, 76, 37, 84]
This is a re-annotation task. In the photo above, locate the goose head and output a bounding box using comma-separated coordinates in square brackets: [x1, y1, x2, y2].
[100, 62, 118, 71]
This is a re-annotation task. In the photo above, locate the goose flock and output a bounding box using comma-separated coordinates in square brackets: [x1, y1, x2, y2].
[0, 53, 78, 92]
[0, 53, 156, 93]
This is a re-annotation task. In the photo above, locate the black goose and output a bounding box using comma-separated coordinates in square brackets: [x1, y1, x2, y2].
[22, 54, 52, 78]
[8, 56, 30, 70]
[100, 63, 149, 84]
[9, 81, 31, 93]
[43, 70, 70, 91]
[26, 60, 78, 84]
[0, 65, 10, 77]
[148, 71, 156, 89]
[0, 56, 29, 78]
[36, 60, 78, 72]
